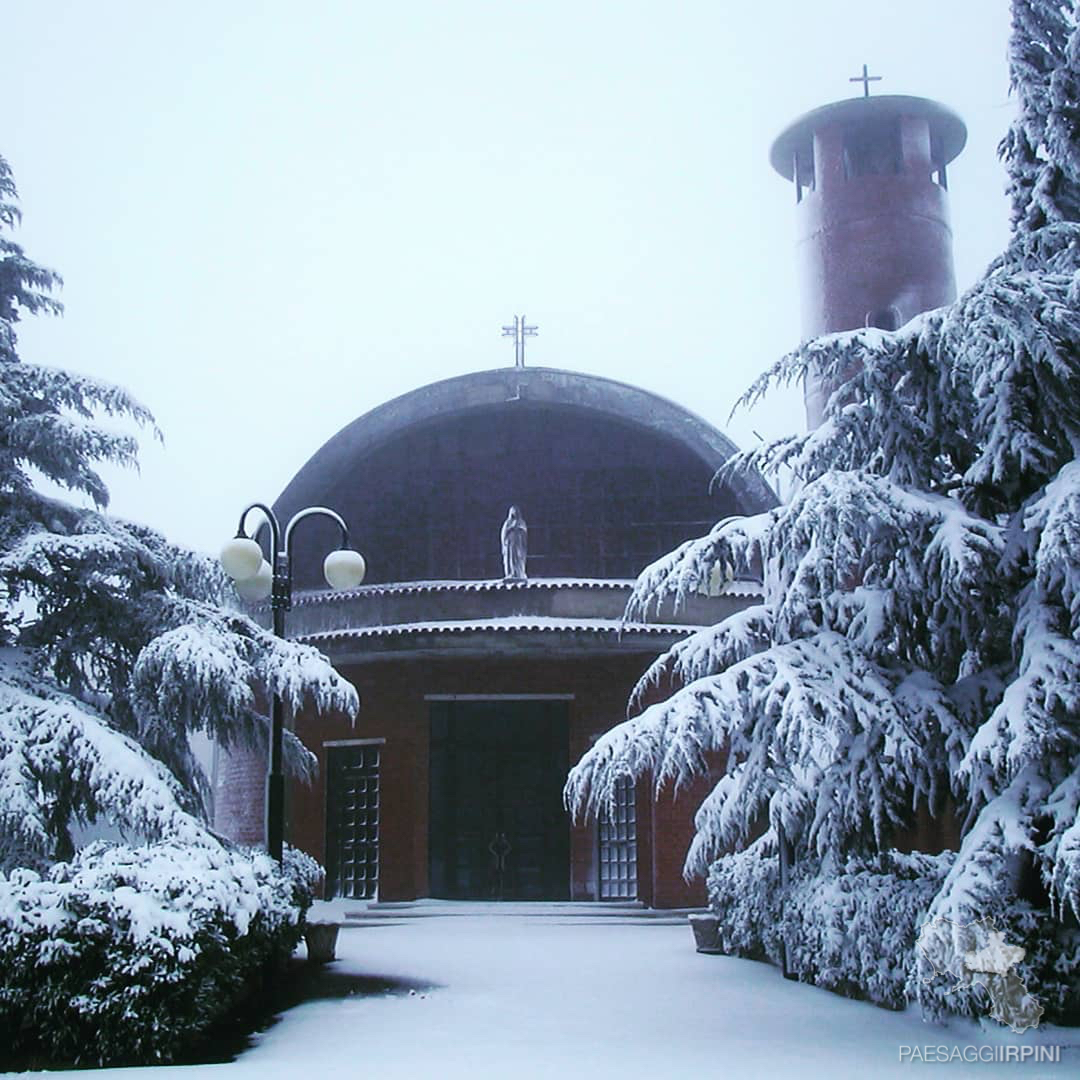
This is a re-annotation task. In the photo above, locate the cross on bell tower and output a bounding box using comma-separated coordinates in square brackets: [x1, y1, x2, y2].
[501, 315, 538, 368]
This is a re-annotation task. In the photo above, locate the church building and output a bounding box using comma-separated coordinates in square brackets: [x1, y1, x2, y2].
[215, 78, 967, 907]
[216, 364, 775, 906]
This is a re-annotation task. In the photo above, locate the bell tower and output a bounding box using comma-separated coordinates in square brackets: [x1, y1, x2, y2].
[770, 80, 967, 427]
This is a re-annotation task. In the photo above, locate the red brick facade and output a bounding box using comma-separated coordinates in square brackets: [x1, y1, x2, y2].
[261, 653, 710, 907]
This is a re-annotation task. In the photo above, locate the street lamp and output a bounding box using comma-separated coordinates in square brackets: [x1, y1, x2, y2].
[220, 502, 366, 862]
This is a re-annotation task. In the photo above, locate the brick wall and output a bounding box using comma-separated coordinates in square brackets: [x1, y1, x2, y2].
[213, 742, 266, 846]
[218, 651, 718, 908]
[647, 775, 711, 908]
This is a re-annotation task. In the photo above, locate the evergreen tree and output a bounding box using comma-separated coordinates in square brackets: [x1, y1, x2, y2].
[0, 154, 357, 869]
[567, 0, 1080, 1020]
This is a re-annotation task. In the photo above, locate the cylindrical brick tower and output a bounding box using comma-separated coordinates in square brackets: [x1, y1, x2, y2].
[770, 94, 967, 428]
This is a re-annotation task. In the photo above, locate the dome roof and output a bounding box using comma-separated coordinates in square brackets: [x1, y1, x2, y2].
[273, 366, 775, 588]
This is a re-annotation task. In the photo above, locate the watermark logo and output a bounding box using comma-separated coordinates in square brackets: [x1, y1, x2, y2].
[898, 1046, 1061, 1064]
[915, 915, 1044, 1034]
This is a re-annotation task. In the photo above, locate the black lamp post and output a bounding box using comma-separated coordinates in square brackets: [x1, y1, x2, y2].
[221, 502, 366, 862]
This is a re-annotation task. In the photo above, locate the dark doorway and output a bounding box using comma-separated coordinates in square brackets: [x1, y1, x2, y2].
[325, 744, 380, 900]
[429, 700, 570, 900]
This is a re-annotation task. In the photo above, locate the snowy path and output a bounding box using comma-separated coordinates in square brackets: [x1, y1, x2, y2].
[21, 915, 1080, 1079]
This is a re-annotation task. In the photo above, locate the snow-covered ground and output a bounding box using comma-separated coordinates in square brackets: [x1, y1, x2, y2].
[19, 913, 1080, 1080]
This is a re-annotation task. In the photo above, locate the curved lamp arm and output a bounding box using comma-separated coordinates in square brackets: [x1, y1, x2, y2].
[221, 503, 280, 585]
[283, 506, 350, 559]
[237, 502, 281, 559]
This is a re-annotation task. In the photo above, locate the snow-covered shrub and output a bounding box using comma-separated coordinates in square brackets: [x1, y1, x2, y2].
[704, 839, 783, 963]
[707, 842, 951, 1010]
[783, 851, 953, 1010]
[0, 839, 316, 1067]
[282, 843, 324, 907]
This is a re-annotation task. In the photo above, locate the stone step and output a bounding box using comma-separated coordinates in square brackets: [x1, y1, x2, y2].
[336, 898, 706, 925]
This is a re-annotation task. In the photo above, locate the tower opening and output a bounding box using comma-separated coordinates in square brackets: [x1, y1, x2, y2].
[843, 118, 903, 178]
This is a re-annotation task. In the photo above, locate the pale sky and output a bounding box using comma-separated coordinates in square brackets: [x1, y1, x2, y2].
[3, 1, 1015, 557]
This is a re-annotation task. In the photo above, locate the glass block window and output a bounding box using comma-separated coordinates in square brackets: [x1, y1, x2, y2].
[598, 775, 637, 900]
[326, 745, 380, 900]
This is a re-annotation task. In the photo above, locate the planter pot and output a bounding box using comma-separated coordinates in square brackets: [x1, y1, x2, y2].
[689, 913, 723, 954]
[304, 922, 341, 964]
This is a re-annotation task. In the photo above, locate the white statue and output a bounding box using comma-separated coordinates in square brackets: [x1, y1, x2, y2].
[501, 505, 528, 580]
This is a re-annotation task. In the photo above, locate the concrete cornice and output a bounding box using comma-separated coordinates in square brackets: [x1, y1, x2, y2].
[298, 620, 709, 664]
[271, 576, 762, 641]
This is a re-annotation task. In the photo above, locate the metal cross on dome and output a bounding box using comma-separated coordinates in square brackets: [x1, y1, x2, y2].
[849, 64, 882, 97]
[501, 314, 538, 368]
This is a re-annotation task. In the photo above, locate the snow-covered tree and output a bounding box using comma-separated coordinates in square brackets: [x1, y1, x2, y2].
[0, 153, 358, 869]
[567, 0, 1080, 1021]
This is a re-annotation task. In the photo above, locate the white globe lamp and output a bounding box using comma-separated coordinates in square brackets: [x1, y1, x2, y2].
[220, 536, 264, 581]
[324, 548, 366, 590]
[235, 559, 273, 602]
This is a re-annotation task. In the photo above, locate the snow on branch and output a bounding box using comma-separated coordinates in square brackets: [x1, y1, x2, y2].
[8, 363, 156, 430]
[251, 629, 358, 719]
[0, 652, 208, 864]
[624, 512, 773, 621]
[926, 765, 1050, 926]
[0, 504, 206, 605]
[1027, 460, 1080, 632]
[628, 604, 773, 714]
[565, 672, 722, 826]
[725, 314, 971, 492]
[131, 611, 355, 779]
[1001, 1, 1080, 232]
[939, 262, 1080, 503]
[130, 624, 257, 739]
[962, 594, 1080, 790]
[1046, 769, 1080, 919]
[0, 528, 138, 584]
[567, 633, 966, 868]
[4, 407, 141, 510]
[760, 472, 1004, 671]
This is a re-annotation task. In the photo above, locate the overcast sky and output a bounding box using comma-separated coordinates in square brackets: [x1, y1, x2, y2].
[3, 1, 1015, 557]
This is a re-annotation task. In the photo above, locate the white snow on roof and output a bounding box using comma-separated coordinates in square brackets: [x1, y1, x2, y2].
[292, 577, 762, 605]
[291, 578, 636, 605]
[712, 579, 763, 598]
[300, 615, 703, 642]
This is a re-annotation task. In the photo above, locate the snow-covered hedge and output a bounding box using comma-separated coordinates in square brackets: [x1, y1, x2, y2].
[708, 840, 952, 1010]
[0, 839, 320, 1067]
[703, 839, 783, 964]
